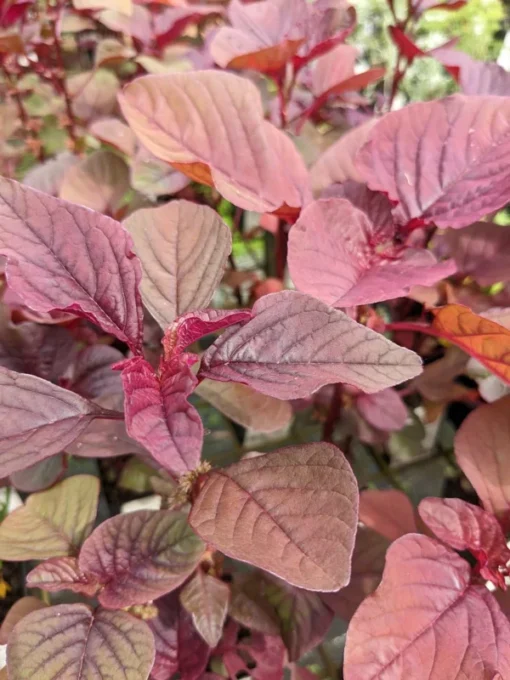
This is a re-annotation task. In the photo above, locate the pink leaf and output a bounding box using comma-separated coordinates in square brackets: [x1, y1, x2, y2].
[155, 5, 224, 49]
[0, 178, 144, 352]
[288, 198, 455, 306]
[239, 632, 286, 680]
[0, 367, 106, 477]
[322, 526, 389, 621]
[59, 150, 130, 216]
[149, 591, 210, 680]
[68, 69, 120, 123]
[26, 556, 100, 597]
[356, 95, 510, 229]
[419, 497, 510, 588]
[196, 380, 293, 433]
[123, 200, 232, 329]
[23, 152, 79, 196]
[189, 442, 359, 591]
[179, 571, 230, 647]
[119, 71, 310, 214]
[199, 290, 422, 399]
[130, 146, 190, 200]
[89, 118, 137, 156]
[79, 509, 205, 608]
[455, 395, 510, 516]
[120, 356, 203, 476]
[357, 388, 408, 431]
[358, 489, 418, 541]
[312, 44, 358, 96]
[7, 604, 155, 680]
[310, 120, 377, 194]
[433, 47, 510, 96]
[164, 308, 252, 360]
[344, 534, 510, 679]
[96, 5, 153, 44]
[433, 221, 510, 286]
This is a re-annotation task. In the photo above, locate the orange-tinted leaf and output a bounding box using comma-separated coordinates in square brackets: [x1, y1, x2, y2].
[432, 304, 510, 384]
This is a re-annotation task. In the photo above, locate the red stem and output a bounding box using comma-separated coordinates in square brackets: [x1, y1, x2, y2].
[275, 219, 288, 280]
[385, 321, 443, 338]
[323, 384, 343, 443]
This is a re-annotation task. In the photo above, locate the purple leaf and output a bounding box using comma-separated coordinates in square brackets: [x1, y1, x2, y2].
[419, 497, 510, 588]
[149, 591, 210, 680]
[10, 454, 65, 492]
[79, 509, 205, 608]
[26, 556, 100, 597]
[433, 47, 510, 96]
[196, 379, 293, 433]
[229, 574, 281, 636]
[0, 314, 76, 381]
[356, 95, 510, 229]
[199, 290, 422, 399]
[119, 70, 310, 214]
[124, 200, 232, 329]
[0, 475, 99, 560]
[7, 604, 155, 680]
[189, 442, 359, 591]
[120, 356, 203, 476]
[432, 221, 510, 286]
[344, 534, 510, 679]
[0, 367, 107, 477]
[71, 345, 124, 400]
[0, 177, 144, 352]
[357, 388, 408, 432]
[179, 571, 230, 647]
[288, 198, 455, 307]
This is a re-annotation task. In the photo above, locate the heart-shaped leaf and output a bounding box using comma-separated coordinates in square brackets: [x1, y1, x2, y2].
[357, 388, 408, 432]
[7, 604, 155, 680]
[26, 557, 100, 597]
[0, 475, 99, 560]
[199, 290, 422, 399]
[356, 95, 510, 228]
[455, 395, 510, 516]
[149, 591, 210, 680]
[119, 71, 310, 214]
[180, 571, 230, 647]
[419, 497, 510, 587]
[124, 200, 232, 329]
[344, 534, 510, 679]
[0, 367, 109, 476]
[68, 69, 120, 122]
[196, 380, 293, 433]
[0, 178, 143, 351]
[288, 198, 454, 306]
[120, 356, 203, 475]
[359, 489, 417, 541]
[432, 304, 510, 384]
[79, 509, 205, 608]
[189, 442, 359, 591]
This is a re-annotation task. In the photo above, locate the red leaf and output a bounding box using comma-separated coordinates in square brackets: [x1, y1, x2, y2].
[455, 395, 510, 516]
[359, 489, 417, 541]
[288, 198, 454, 307]
[189, 442, 359, 591]
[389, 25, 424, 60]
[419, 497, 510, 588]
[0, 178, 144, 352]
[78, 509, 205, 608]
[155, 5, 224, 50]
[149, 591, 210, 680]
[357, 95, 510, 229]
[26, 556, 100, 597]
[344, 534, 510, 679]
[0, 367, 106, 477]
[199, 290, 422, 399]
[120, 356, 203, 476]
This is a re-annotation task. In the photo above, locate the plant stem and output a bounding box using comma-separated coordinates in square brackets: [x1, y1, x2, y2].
[50, 6, 78, 147]
[385, 321, 443, 339]
[323, 384, 343, 443]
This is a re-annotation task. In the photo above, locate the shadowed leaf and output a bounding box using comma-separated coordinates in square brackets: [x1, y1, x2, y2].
[0, 597, 47, 645]
[180, 571, 230, 647]
[359, 489, 417, 541]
